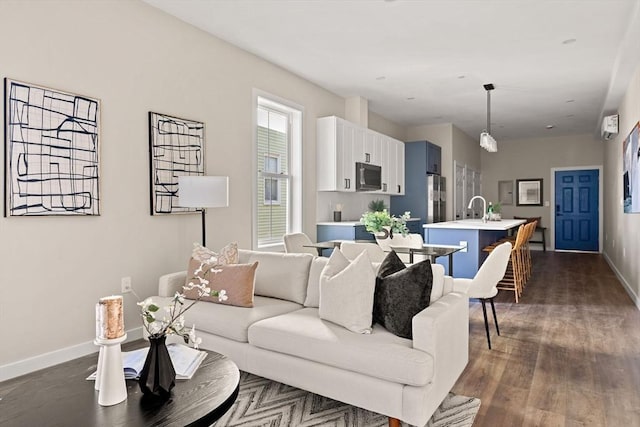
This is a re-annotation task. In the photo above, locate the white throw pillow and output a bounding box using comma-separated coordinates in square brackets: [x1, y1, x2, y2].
[319, 249, 376, 334]
[304, 256, 329, 308]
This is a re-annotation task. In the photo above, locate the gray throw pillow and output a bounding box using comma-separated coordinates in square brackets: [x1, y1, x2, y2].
[373, 251, 433, 339]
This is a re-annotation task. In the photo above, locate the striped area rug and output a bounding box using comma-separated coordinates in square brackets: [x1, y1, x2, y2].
[215, 372, 480, 427]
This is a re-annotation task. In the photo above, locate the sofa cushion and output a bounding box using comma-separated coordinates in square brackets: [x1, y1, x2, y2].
[319, 249, 376, 334]
[183, 261, 258, 308]
[305, 257, 381, 309]
[374, 251, 433, 339]
[248, 307, 434, 386]
[151, 295, 302, 343]
[304, 256, 329, 307]
[238, 250, 312, 304]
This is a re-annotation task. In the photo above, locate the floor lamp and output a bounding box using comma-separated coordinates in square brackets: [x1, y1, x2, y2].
[178, 176, 229, 247]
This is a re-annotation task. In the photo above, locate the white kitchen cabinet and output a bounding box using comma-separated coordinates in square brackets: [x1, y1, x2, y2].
[317, 116, 355, 191]
[395, 140, 405, 195]
[317, 116, 404, 194]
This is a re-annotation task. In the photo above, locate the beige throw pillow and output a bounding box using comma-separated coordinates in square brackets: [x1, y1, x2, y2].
[191, 242, 238, 265]
[319, 249, 376, 334]
[184, 260, 258, 308]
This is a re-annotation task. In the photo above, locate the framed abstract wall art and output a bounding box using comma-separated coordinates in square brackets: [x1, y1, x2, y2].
[149, 112, 205, 215]
[4, 78, 100, 216]
[516, 178, 543, 206]
[623, 121, 640, 213]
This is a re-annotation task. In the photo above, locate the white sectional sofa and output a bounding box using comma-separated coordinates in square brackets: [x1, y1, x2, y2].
[154, 249, 469, 427]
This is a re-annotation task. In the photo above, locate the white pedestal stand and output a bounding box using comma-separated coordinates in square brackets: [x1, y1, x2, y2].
[94, 333, 127, 406]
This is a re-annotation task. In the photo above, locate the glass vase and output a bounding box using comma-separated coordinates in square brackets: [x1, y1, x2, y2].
[138, 335, 176, 398]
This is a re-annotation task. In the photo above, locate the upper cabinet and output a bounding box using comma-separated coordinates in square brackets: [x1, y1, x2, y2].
[425, 141, 442, 175]
[317, 116, 354, 191]
[317, 116, 404, 194]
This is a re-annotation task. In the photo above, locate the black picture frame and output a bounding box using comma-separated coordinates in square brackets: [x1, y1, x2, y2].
[148, 112, 205, 215]
[516, 178, 543, 206]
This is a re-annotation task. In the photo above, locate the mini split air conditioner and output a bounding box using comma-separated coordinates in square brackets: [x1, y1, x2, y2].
[601, 114, 619, 140]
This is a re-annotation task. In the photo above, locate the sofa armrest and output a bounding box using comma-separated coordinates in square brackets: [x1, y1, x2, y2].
[412, 291, 469, 389]
[452, 278, 472, 294]
[442, 275, 454, 295]
[158, 271, 187, 297]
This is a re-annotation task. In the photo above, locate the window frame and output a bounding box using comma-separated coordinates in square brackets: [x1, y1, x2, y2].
[252, 91, 303, 251]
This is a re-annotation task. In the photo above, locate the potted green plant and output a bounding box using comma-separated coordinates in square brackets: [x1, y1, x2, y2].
[360, 209, 410, 238]
[490, 202, 502, 221]
[367, 199, 387, 212]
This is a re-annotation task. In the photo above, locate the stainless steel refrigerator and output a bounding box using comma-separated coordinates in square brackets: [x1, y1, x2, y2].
[427, 175, 446, 223]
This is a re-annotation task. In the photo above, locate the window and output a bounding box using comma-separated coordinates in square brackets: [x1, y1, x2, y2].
[263, 155, 281, 205]
[254, 94, 302, 249]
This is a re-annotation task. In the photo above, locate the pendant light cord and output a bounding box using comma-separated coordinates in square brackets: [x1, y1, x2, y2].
[486, 89, 491, 134]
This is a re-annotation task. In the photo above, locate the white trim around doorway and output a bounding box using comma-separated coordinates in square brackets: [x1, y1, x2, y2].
[549, 165, 603, 253]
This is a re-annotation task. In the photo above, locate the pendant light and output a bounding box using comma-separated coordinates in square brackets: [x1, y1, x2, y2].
[480, 83, 498, 152]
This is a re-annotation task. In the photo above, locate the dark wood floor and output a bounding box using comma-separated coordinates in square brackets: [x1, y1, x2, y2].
[451, 251, 640, 426]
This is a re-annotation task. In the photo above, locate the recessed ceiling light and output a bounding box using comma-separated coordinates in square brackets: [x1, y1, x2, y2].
[406, 97, 415, 101]
[562, 38, 577, 45]
[546, 125, 554, 129]
[376, 76, 386, 81]
[566, 99, 575, 103]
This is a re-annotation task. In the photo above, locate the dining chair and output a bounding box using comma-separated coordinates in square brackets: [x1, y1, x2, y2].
[376, 233, 426, 263]
[340, 241, 387, 263]
[455, 241, 512, 349]
[283, 233, 318, 256]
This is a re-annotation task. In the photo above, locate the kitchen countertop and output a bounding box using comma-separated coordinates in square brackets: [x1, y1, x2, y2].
[423, 218, 526, 231]
[317, 217, 421, 226]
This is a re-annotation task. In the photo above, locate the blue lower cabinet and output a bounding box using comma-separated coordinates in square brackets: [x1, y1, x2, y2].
[406, 220, 421, 234]
[424, 228, 506, 278]
[317, 224, 374, 242]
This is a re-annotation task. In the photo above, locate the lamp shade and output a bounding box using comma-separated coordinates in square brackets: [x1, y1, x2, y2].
[178, 176, 229, 208]
[480, 131, 498, 152]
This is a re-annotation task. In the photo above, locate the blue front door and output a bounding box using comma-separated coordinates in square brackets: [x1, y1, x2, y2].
[555, 169, 599, 251]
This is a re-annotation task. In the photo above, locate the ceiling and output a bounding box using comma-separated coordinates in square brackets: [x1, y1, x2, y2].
[143, 0, 640, 141]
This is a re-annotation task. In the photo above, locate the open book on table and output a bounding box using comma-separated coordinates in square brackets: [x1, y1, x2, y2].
[87, 343, 207, 381]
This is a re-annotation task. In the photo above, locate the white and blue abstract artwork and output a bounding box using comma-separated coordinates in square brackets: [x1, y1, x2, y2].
[623, 122, 640, 213]
[4, 79, 100, 216]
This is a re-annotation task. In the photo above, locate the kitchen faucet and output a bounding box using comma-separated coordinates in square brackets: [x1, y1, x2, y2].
[467, 195, 487, 222]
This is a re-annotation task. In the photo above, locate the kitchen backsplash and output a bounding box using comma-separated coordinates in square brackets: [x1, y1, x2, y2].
[316, 192, 392, 223]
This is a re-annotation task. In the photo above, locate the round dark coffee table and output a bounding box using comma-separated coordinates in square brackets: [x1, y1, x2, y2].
[0, 341, 239, 427]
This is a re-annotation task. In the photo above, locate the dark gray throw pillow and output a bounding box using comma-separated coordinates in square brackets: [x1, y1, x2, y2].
[373, 251, 433, 339]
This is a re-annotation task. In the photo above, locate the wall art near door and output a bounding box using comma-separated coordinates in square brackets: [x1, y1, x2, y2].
[4, 79, 100, 216]
[149, 112, 205, 214]
[623, 121, 640, 213]
[516, 178, 543, 206]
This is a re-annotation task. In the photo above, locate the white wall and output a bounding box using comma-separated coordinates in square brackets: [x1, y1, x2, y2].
[480, 133, 604, 249]
[604, 65, 640, 308]
[0, 0, 404, 371]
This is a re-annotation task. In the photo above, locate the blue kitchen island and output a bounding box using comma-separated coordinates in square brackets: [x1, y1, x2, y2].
[423, 219, 526, 278]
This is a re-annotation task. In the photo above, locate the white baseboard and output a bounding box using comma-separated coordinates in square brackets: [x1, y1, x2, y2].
[603, 252, 640, 311]
[0, 327, 143, 382]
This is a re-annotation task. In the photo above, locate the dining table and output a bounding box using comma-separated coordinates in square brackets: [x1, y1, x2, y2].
[303, 239, 375, 256]
[387, 244, 464, 275]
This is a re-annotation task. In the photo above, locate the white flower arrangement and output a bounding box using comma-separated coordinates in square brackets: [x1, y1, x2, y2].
[138, 258, 227, 349]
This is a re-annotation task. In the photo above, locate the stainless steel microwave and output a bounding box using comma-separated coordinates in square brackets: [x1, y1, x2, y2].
[355, 162, 382, 191]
